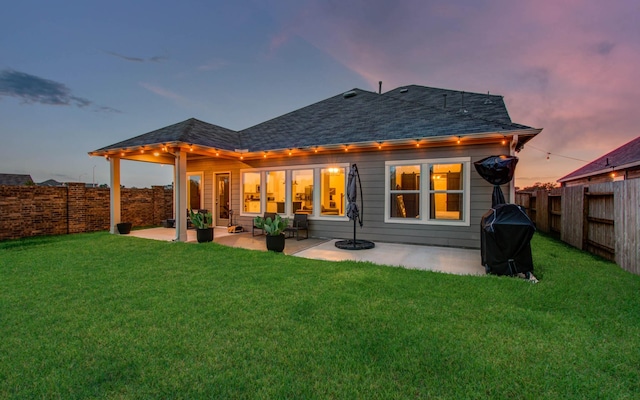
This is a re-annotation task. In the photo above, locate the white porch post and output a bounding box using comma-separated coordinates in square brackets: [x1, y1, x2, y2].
[174, 148, 188, 241]
[109, 157, 121, 234]
[509, 134, 519, 204]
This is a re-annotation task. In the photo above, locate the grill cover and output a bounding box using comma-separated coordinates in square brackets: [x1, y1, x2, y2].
[481, 204, 535, 275]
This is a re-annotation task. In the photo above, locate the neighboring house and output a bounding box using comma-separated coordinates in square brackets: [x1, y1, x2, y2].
[90, 84, 541, 247]
[0, 173, 34, 186]
[558, 135, 640, 187]
[38, 179, 65, 187]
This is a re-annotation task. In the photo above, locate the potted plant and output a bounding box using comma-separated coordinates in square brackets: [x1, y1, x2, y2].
[116, 222, 132, 234]
[189, 209, 214, 243]
[253, 214, 289, 252]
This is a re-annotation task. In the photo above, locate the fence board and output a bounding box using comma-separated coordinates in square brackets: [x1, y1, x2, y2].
[561, 186, 584, 249]
[536, 190, 549, 232]
[617, 179, 640, 274]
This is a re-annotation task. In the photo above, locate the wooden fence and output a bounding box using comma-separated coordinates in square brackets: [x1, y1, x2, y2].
[515, 179, 639, 275]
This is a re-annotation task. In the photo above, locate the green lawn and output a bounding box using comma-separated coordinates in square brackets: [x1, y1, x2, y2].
[1, 233, 638, 399]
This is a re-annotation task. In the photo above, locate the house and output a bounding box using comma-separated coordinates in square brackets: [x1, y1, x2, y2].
[558, 135, 640, 187]
[89, 84, 541, 247]
[38, 179, 64, 187]
[0, 173, 34, 186]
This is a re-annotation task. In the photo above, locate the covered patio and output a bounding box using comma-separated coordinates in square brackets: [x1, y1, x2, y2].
[127, 227, 484, 275]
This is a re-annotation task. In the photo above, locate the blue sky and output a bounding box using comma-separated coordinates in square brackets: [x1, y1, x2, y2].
[1, 0, 638, 188]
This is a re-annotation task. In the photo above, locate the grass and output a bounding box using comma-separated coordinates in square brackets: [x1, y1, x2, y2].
[1, 232, 638, 399]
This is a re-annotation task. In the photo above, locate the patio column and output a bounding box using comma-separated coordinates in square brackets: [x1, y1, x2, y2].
[174, 148, 188, 241]
[509, 135, 519, 203]
[109, 157, 121, 234]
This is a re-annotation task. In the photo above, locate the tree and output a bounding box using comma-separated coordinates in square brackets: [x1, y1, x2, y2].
[519, 182, 558, 192]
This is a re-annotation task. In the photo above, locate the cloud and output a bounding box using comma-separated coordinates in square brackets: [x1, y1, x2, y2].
[197, 59, 229, 71]
[0, 69, 93, 107]
[94, 105, 123, 114]
[0, 69, 121, 113]
[139, 82, 187, 102]
[105, 50, 169, 63]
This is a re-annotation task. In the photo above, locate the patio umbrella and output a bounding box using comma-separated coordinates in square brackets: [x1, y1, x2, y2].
[335, 164, 375, 250]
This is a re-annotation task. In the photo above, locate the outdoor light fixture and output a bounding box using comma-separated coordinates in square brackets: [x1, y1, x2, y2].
[502, 136, 507, 145]
[457, 137, 461, 144]
[288, 149, 293, 156]
[263, 152, 267, 158]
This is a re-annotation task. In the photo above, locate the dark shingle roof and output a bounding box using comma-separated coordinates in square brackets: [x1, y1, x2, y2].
[94, 118, 241, 152]
[91, 85, 538, 155]
[558, 135, 640, 182]
[383, 85, 513, 124]
[0, 173, 34, 185]
[239, 86, 534, 152]
[38, 179, 64, 186]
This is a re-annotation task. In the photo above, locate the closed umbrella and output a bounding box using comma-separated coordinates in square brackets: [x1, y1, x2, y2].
[335, 164, 375, 250]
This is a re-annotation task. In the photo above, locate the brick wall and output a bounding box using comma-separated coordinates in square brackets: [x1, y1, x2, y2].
[0, 184, 174, 240]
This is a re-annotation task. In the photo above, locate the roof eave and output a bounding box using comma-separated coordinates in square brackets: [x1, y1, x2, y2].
[558, 159, 640, 182]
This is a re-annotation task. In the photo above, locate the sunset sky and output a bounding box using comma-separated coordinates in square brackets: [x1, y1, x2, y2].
[1, 0, 638, 188]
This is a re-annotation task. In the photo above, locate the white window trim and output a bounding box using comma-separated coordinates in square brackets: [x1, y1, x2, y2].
[384, 157, 471, 226]
[240, 163, 349, 221]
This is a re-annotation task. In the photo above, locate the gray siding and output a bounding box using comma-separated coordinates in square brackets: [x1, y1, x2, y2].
[187, 143, 509, 249]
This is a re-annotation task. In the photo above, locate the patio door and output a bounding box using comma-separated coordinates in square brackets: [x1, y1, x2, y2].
[215, 173, 230, 227]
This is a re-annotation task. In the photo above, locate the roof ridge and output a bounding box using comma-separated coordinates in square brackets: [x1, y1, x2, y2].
[392, 84, 504, 99]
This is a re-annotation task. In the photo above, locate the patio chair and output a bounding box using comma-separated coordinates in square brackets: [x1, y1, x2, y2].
[253, 212, 277, 236]
[284, 213, 309, 240]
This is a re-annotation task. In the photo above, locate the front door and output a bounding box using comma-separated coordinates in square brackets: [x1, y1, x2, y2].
[215, 173, 230, 227]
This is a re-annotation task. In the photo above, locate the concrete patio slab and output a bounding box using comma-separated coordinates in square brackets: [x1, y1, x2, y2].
[128, 227, 484, 276]
[294, 240, 484, 275]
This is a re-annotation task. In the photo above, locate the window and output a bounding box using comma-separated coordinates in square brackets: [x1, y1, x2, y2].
[430, 163, 463, 221]
[385, 158, 470, 226]
[389, 165, 420, 218]
[291, 169, 313, 214]
[242, 171, 261, 214]
[240, 164, 347, 218]
[320, 167, 345, 216]
[266, 170, 285, 213]
[187, 173, 203, 210]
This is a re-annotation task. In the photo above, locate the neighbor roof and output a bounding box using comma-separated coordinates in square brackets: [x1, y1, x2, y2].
[91, 84, 539, 155]
[0, 173, 34, 185]
[558, 135, 640, 182]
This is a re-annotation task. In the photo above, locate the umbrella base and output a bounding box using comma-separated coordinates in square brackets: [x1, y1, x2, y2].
[335, 239, 375, 250]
